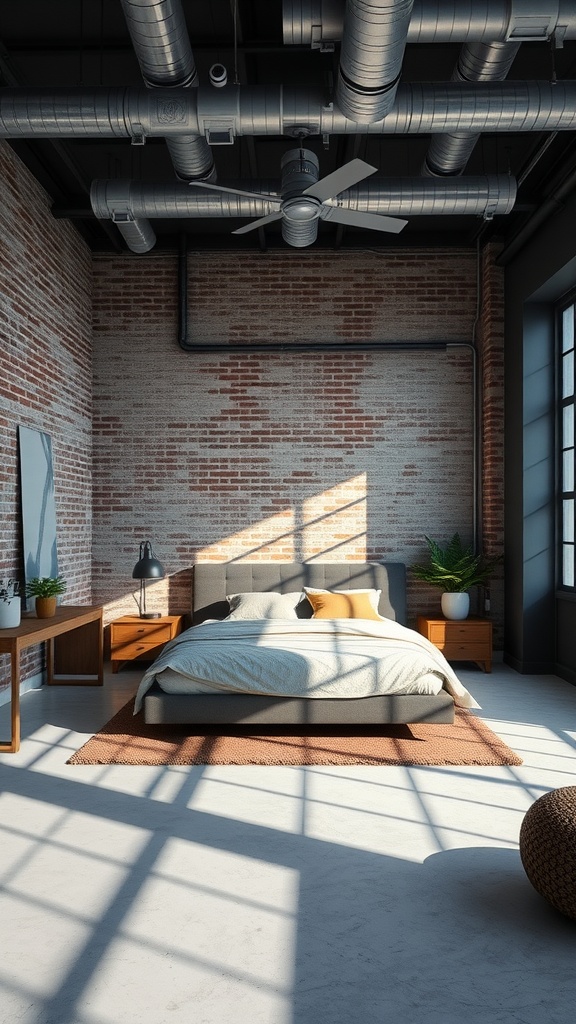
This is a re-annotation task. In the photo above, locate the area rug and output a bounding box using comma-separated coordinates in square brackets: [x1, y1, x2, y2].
[67, 700, 523, 766]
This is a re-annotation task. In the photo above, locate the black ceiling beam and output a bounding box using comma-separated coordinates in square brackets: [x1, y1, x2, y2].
[4, 40, 303, 55]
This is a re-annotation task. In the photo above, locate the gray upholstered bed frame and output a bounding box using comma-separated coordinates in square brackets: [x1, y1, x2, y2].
[142, 562, 455, 726]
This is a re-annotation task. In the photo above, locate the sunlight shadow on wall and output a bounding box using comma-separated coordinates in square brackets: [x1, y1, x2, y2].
[195, 474, 367, 565]
[301, 475, 366, 561]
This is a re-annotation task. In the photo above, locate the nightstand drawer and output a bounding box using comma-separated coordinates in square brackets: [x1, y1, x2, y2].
[428, 622, 491, 645]
[440, 641, 491, 660]
[111, 622, 174, 645]
[111, 639, 166, 661]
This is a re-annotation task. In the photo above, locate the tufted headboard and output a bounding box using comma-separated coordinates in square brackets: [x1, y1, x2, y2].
[191, 562, 406, 626]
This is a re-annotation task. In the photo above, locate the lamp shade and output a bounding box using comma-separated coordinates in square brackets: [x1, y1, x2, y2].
[132, 541, 165, 580]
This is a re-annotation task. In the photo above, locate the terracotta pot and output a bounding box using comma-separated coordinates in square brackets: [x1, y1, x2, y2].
[35, 596, 58, 618]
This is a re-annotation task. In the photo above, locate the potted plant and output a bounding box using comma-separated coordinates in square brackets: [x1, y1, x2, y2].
[26, 575, 67, 619]
[0, 577, 21, 628]
[410, 534, 502, 620]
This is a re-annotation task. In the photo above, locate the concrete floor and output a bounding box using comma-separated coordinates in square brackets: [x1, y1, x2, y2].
[1, 662, 576, 1024]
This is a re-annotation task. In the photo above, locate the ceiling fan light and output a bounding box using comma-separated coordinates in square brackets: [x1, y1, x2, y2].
[281, 196, 321, 223]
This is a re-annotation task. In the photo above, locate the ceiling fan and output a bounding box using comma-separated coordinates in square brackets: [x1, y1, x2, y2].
[189, 148, 408, 247]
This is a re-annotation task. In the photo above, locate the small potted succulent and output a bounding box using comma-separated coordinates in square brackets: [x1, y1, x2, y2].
[26, 575, 67, 619]
[0, 577, 21, 628]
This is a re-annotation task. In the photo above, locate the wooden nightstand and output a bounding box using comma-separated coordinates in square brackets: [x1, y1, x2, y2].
[417, 615, 492, 673]
[110, 615, 184, 673]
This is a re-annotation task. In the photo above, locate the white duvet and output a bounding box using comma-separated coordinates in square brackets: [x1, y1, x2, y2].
[134, 617, 479, 713]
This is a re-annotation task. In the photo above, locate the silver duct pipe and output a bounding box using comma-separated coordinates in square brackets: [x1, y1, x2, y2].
[1, 83, 576, 139]
[93, 180, 157, 252]
[336, 0, 415, 123]
[285, 0, 576, 45]
[331, 174, 516, 215]
[422, 40, 520, 177]
[90, 175, 516, 253]
[120, 0, 215, 182]
[111, 214, 158, 254]
[284, 0, 343, 47]
[90, 175, 516, 219]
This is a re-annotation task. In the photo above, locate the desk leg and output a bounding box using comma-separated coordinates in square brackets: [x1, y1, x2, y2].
[47, 637, 55, 686]
[49, 620, 103, 685]
[0, 653, 20, 754]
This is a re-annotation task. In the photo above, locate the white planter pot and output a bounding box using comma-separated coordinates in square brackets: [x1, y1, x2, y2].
[441, 592, 470, 621]
[0, 597, 21, 628]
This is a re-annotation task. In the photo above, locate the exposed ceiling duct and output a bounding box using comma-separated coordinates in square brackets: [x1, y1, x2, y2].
[284, 0, 576, 47]
[119, 0, 215, 184]
[288, 0, 575, 181]
[2, 82, 575, 140]
[90, 173, 516, 253]
[422, 41, 521, 177]
[1, 1, 574, 253]
[335, 0, 415, 123]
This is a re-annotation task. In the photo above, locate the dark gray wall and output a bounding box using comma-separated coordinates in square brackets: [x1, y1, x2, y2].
[503, 191, 576, 678]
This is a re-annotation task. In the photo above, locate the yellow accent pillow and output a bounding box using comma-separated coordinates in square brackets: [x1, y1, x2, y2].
[305, 590, 382, 620]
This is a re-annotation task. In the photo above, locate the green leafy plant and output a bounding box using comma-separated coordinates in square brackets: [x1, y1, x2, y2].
[25, 575, 67, 598]
[410, 534, 501, 593]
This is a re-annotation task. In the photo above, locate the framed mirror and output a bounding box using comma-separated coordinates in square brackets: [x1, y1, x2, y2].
[18, 425, 59, 605]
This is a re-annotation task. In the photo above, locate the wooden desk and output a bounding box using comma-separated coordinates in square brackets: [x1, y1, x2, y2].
[0, 605, 103, 754]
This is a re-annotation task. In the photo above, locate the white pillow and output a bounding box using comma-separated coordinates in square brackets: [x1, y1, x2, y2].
[225, 591, 304, 620]
[303, 587, 382, 612]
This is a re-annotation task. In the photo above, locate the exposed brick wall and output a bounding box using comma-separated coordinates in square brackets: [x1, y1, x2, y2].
[0, 142, 93, 696]
[92, 248, 489, 631]
[1, 135, 506, 702]
[478, 241, 506, 646]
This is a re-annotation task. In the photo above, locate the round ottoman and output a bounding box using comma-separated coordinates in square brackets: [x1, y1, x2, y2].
[519, 786, 576, 920]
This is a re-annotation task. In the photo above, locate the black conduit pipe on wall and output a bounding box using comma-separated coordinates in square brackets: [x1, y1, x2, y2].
[176, 234, 479, 546]
[177, 233, 451, 354]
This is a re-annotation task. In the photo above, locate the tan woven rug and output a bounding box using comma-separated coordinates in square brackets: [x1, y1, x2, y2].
[67, 700, 522, 766]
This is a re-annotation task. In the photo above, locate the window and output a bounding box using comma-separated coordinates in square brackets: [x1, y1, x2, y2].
[559, 298, 576, 588]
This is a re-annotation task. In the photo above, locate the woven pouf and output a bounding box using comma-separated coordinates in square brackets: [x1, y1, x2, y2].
[519, 786, 576, 920]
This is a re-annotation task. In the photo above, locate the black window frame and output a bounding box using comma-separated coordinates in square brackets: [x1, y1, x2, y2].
[557, 290, 576, 592]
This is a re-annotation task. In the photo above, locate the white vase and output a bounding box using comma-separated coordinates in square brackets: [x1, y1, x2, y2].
[441, 592, 470, 621]
[0, 597, 21, 628]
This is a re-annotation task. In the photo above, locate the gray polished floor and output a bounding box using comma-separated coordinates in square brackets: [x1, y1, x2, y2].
[1, 662, 576, 1024]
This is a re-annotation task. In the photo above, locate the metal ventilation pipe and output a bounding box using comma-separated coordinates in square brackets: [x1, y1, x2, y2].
[112, 214, 157, 254]
[120, 0, 215, 182]
[336, 0, 415, 123]
[285, 0, 576, 45]
[422, 40, 520, 177]
[283, 0, 343, 47]
[2, 83, 575, 139]
[90, 174, 516, 253]
[93, 180, 157, 252]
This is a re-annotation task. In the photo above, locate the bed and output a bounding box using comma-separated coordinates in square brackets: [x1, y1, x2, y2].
[135, 561, 478, 727]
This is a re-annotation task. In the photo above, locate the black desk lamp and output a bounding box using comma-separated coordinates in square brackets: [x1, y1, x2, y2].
[132, 541, 165, 619]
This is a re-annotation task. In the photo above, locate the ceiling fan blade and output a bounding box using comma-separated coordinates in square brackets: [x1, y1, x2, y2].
[231, 212, 284, 235]
[303, 158, 378, 202]
[321, 206, 408, 234]
[189, 180, 282, 204]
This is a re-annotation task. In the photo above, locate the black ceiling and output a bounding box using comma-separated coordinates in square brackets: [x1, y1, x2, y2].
[1, 0, 576, 254]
